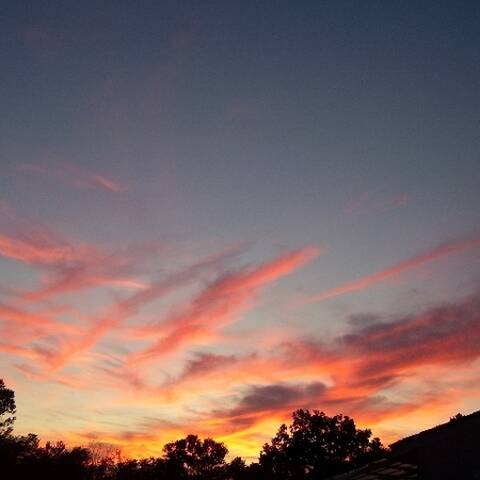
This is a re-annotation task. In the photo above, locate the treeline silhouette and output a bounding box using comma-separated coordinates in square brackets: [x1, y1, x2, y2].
[0, 379, 386, 479]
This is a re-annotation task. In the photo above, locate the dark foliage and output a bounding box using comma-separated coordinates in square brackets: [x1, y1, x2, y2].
[0, 379, 16, 437]
[259, 409, 387, 479]
[0, 380, 387, 479]
[163, 434, 228, 479]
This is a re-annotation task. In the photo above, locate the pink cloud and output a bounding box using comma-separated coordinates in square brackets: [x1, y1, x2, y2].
[303, 234, 480, 304]
[2, 203, 477, 457]
[0, 301, 73, 332]
[92, 174, 126, 193]
[128, 246, 321, 364]
[42, 244, 248, 371]
[136, 292, 480, 440]
[0, 211, 156, 301]
[0, 231, 77, 266]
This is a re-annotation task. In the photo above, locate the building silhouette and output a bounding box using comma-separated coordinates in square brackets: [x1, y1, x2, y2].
[329, 410, 480, 480]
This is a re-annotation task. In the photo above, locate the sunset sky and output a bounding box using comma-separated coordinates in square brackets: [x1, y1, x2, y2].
[1, 1, 479, 460]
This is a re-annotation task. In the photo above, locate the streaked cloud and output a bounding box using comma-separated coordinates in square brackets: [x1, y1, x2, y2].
[1, 207, 477, 459]
[40, 243, 252, 371]
[3, 1, 479, 463]
[303, 234, 480, 304]
[344, 191, 412, 215]
[128, 246, 321, 364]
[0, 207, 158, 301]
[17, 162, 127, 193]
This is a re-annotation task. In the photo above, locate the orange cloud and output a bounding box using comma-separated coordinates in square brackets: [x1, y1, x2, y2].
[304, 234, 480, 303]
[15, 363, 88, 390]
[0, 343, 38, 360]
[106, 291, 480, 410]
[0, 214, 158, 301]
[43, 245, 248, 371]
[2, 213, 477, 461]
[0, 301, 66, 330]
[18, 291, 479, 461]
[112, 291, 480, 452]
[128, 246, 321, 364]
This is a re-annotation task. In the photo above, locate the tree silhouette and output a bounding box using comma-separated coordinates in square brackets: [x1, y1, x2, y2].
[22, 440, 91, 480]
[0, 431, 39, 477]
[0, 380, 394, 480]
[87, 441, 122, 479]
[259, 409, 386, 479]
[449, 413, 464, 422]
[163, 434, 229, 479]
[224, 456, 255, 480]
[0, 379, 16, 437]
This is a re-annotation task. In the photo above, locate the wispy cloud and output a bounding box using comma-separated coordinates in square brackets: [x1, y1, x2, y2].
[338, 292, 480, 378]
[101, 284, 480, 417]
[303, 234, 480, 304]
[129, 291, 480, 442]
[17, 162, 127, 193]
[344, 191, 412, 215]
[0, 230, 151, 301]
[1, 203, 477, 459]
[128, 246, 321, 364]
[42, 245, 250, 371]
[23, 288, 479, 459]
[0, 300, 71, 331]
[0, 206, 157, 301]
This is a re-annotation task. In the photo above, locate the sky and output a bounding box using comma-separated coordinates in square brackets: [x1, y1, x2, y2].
[1, 0, 479, 460]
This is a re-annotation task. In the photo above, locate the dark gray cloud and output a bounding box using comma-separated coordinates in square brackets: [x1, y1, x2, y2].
[212, 381, 327, 431]
[342, 294, 480, 378]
